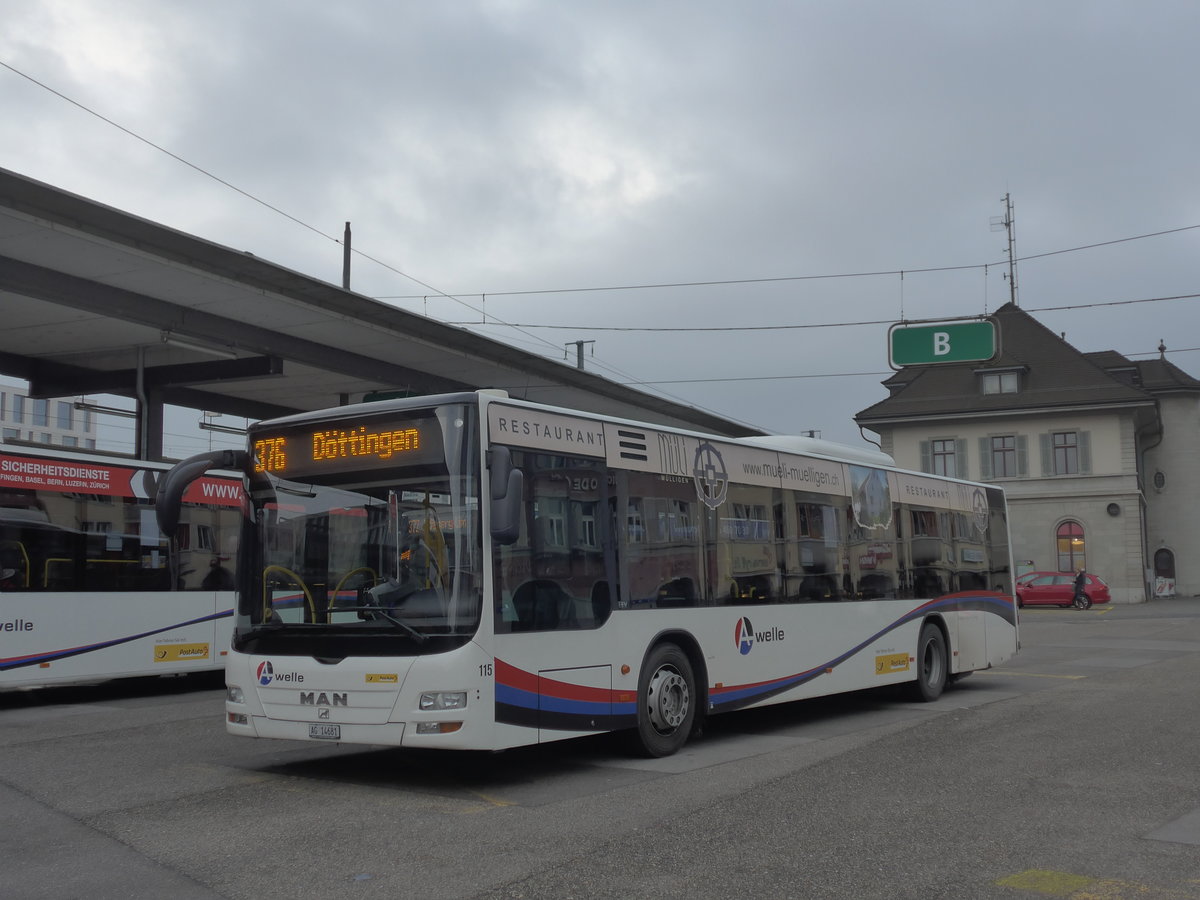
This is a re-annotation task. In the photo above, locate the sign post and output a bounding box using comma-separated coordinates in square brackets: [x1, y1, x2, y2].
[888, 319, 998, 368]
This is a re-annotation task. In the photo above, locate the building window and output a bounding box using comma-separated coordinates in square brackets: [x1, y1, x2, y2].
[12, 395, 24, 424]
[991, 435, 1018, 477]
[1040, 430, 1090, 476]
[931, 439, 957, 477]
[32, 399, 48, 428]
[56, 400, 73, 430]
[1056, 521, 1085, 572]
[920, 438, 966, 479]
[1053, 432, 1078, 474]
[981, 372, 1019, 394]
[978, 434, 1026, 480]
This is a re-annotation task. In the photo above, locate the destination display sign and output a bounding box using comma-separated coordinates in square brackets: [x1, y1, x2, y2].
[250, 415, 445, 479]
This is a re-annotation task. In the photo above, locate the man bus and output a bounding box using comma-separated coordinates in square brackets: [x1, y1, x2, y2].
[156, 390, 1017, 757]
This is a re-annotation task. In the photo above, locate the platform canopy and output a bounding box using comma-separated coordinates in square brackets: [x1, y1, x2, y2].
[0, 167, 760, 458]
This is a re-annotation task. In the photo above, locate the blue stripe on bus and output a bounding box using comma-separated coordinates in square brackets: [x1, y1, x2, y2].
[494, 681, 636, 719]
[0, 608, 234, 672]
[495, 591, 1016, 727]
[709, 592, 1014, 713]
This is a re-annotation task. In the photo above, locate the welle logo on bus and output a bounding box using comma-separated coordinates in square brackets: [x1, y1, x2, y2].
[256, 661, 304, 686]
[734, 617, 785, 655]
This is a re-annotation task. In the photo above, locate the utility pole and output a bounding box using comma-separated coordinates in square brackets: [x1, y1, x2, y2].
[342, 222, 352, 290]
[566, 340, 595, 370]
[991, 194, 1019, 308]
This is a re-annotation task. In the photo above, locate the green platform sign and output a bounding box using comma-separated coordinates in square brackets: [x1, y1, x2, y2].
[888, 319, 998, 368]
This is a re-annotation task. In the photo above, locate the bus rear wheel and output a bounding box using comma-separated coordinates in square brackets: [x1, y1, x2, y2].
[634, 643, 695, 757]
[907, 622, 948, 702]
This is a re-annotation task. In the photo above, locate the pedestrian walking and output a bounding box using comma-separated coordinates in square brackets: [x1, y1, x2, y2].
[1073, 569, 1092, 609]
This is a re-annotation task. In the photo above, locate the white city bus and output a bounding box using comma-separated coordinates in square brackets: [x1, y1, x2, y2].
[1, 444, 242, 689]
[157, 391, 1018, 756]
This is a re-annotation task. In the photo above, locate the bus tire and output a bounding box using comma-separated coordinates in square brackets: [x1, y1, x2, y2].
[633, 643, 695, 757]
[907, 622, 948, 702]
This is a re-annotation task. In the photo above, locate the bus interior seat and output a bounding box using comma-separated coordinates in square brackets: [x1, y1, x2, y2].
[511, 579, 570, 630]
[655, 577, 696, 608]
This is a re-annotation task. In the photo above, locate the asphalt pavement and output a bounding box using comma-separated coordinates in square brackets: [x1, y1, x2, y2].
[2, 597, 1199, 899]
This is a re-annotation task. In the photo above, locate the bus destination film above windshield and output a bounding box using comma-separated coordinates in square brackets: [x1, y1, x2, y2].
[251, 414, 446, 480]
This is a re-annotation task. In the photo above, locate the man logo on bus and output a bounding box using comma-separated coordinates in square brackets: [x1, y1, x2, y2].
[257, 661, 274, 685]
[694, 441, 729, 510]
[735, 617, 755, 655]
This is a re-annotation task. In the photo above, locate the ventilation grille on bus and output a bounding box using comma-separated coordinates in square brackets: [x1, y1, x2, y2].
[616, 429, 648, 461]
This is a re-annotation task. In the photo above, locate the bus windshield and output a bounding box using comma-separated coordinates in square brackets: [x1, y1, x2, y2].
[237, 404, 482, 652]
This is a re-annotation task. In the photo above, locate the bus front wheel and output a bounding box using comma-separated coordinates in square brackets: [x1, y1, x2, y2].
[634, 643, 696, 757]
[907, 622, 948, 702]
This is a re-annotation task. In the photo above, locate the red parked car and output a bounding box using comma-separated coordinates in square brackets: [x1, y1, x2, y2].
[1015, 571, 1111, 608]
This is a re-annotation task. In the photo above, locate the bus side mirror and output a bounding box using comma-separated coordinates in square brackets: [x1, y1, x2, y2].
[156, 449, 248, 538]
[488, 446, 524, 546]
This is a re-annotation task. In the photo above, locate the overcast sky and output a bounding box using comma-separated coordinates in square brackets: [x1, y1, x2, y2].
[3, 0, 1199, 454]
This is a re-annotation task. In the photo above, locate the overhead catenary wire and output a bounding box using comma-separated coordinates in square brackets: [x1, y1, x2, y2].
[0, 57, 726, 420]
[7, 56, 1200, 436]
[8, 56, 1198, 333]
[381, 225, 1200, 302]
[0, 61, 561, 355]
[445, 292, 1200, 333]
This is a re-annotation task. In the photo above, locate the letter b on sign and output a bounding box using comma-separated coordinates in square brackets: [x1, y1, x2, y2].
[889, 320, 997, 367]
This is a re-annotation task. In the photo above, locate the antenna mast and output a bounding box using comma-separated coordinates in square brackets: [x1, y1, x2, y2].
[1000, 193, 1018, 307]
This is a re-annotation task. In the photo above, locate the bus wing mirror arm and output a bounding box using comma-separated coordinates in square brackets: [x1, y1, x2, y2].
[156, 449, 249, 538]
[487, 447, 524, 546]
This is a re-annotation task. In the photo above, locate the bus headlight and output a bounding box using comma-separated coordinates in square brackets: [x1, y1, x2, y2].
[419, 691, 467, 711]
[226, 685, 245, 704]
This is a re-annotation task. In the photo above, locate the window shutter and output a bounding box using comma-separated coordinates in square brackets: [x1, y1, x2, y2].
[1018, 435, 1029, 476]
[978, 437, 992, 479]
[919, 440, 931, 473]
[1039, 433, 1051, 475]
[1078, 431, 1091, 474]
[955, 438, 968, 480]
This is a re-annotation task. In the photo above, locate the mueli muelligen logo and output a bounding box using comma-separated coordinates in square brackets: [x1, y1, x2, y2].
[734, 617, 785, 655]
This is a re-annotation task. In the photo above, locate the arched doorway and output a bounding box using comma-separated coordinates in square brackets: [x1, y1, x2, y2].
[1154, 548, 1176, 598]
[1056, 521, 1085, 572]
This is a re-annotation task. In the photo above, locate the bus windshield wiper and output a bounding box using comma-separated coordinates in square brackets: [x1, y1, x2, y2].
[330, 606, 427, 643]
[275, 483, 317, 498]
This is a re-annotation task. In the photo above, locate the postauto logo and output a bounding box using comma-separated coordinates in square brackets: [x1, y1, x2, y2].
[734, 617, 785, 656]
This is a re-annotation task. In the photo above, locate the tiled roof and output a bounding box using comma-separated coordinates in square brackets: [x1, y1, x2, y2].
[856, 303, 1156, 424]
[1135, 356, 1200, 393]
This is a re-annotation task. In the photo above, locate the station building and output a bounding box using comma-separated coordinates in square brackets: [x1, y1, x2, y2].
[856, 302, 1200, 603]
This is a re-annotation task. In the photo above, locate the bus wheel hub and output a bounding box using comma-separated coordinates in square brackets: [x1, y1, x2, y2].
[647, 667, 689, 732]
